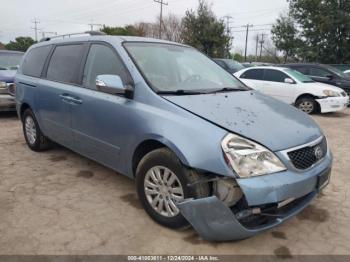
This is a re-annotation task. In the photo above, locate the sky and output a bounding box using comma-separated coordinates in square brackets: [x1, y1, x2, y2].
[0, 0, 289, 55]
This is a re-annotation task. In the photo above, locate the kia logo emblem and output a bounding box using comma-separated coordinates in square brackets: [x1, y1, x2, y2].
[314, 146, 323, 160]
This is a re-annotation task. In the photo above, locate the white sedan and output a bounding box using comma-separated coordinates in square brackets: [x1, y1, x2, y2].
[234, 66, 349, 114]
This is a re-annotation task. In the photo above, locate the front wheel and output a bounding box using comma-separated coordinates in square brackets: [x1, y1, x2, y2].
[296, 97, 317, 114]
[136, 148, 209, 229]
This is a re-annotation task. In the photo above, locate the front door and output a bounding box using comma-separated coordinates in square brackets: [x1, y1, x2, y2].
[69, 43, 134, 172]
[260, 69, 296, 104]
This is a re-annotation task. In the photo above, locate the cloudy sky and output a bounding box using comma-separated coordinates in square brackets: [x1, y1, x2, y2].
[0, 0, 288, 55]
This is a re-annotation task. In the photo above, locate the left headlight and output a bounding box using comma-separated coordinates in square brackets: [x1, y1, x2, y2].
[221, 133, 286, 178]
[323, 90, 340, 97]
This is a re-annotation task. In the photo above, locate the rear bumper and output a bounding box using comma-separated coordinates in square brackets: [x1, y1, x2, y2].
[178, 150, 332, 241]
[0, 94, 16, 112]
[316, 96, 349, 113]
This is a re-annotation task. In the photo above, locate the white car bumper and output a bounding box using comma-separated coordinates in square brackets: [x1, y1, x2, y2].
[316, 96, 349, 113]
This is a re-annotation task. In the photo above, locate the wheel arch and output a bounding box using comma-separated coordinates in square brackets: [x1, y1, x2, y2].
[131, 138, 189, 177]
[19, 103, 31, 121]
[295, 93, 321, 111]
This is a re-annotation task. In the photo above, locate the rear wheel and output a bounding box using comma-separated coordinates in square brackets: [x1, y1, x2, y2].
[22, 109, 52, 152]
[296, 97, 317, 114]
[136, 148, 209, 229]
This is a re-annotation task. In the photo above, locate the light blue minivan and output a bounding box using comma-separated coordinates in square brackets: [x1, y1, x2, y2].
[15, 32, 332, 241]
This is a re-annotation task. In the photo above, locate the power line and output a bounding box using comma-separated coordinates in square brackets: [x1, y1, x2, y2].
[154, 0, 168, 39]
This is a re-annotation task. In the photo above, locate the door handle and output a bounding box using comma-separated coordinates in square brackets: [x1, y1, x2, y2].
[60, 94, 83, 105]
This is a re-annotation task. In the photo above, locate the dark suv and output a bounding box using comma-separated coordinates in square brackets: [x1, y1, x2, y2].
[284, 63, 350, 96]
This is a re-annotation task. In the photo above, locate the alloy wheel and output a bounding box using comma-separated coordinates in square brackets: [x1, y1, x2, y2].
[144, 166, 185, 217]
[298, 101, 314, 114]
[25, 116, 37, 145]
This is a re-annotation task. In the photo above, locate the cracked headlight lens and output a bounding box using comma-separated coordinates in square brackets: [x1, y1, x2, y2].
[323, 90, 340, 97]
[221, 134, 286, 178]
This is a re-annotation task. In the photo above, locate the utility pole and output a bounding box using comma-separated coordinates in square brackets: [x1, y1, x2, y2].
[223, 15, 233, 58]
[154, 0, 168, 39]
[259, 33, 266, 60]
[243, 24, 253, 62]
[255, 34, 259, 62]
[31, 18, 40, 42]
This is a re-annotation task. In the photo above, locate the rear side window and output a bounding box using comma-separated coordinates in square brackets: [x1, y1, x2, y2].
[46, 44, 84, 84]
[264, 69, 288, 83]
[240, 69, 264, 80]
[22, 45, 51, 77]
[82, 44, 130, 90]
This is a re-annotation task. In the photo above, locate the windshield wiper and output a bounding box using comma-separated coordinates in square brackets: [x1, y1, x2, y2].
[206, 87, 247, 94]
[157, 89, 207, 95]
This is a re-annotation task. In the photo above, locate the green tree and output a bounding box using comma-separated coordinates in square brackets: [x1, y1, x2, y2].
[181, 0, 230, 58]
[5, 37, 36, 52]
[273, 0, 350, 63]
[101, 25, 145, 36]
[271, 13, 301, 62]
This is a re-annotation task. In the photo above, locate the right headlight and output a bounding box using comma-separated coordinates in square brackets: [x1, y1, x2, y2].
[221, 133, 286, 178]
[323, 90, 340, 97]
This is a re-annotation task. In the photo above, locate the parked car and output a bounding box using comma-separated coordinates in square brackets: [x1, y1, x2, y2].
[0, 50, 24, 111]
[329, 64, 350, 72]
[284, 63, 350, 97]
[213, 59, 244, 74]
[16, 34, 332, 241]
[242, 62, 274, 68]
[234, 66, 349, 114]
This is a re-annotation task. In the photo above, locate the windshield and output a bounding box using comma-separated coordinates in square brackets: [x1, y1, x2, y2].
[223, 59, 245, 71]
[0, 53, 23, 70]
[284, 68, 314, 83]
[325, 65, 348, 78]
[124, 42, 247, 93]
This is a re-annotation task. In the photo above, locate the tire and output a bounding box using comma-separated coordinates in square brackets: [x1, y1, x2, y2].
[136, 148, 209, 229]
[295, 97, 317, 114]
[22, 109, 52, 152]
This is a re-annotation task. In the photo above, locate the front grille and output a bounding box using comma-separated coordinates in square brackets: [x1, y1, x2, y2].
[288, 137, 327, 170]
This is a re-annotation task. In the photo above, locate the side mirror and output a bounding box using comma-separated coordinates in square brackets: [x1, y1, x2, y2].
[284, 78, 295, 84]
[96, 75, 132, 95]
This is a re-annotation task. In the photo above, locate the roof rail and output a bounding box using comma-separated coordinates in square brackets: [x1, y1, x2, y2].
[39, 31, 106, 42]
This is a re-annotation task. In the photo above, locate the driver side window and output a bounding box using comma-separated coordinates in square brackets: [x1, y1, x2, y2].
[83, 44, 129, 90]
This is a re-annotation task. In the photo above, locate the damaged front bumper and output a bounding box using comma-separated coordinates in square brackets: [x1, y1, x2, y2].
[178, 148, 332, 242]
[316, 96, 349, 113]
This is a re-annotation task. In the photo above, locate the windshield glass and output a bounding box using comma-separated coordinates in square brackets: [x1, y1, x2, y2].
[284, 68, 314, 83]
[223, 59, 245, 71]
[0, 53, 23, 70]
[325, 65, 348, 78]
[124, 42, 247, 93]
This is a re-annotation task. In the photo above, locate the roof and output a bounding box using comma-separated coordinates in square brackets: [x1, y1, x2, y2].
[241, 66, 290, 70]
[33, 35, 188, 49]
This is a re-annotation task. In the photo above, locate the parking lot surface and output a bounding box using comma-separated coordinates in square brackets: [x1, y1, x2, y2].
[0, 109, 349, 256]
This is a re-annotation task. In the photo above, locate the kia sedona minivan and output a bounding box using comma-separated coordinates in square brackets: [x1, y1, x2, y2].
[15, 33, 332, 241]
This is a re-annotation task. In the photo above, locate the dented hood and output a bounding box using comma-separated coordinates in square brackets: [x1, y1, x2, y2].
[163, 90, 322, 151]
